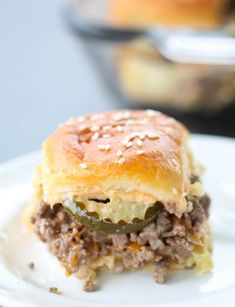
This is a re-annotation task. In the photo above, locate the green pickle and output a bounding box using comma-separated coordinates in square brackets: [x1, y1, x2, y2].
[186, 195, 197, 205]
[63, 199, 162, 234]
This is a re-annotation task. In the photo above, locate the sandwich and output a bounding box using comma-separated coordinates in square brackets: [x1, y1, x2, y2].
[110, 0, 228, 28]
[29, 110, 212, 291]
[109, 0, 234, 111]
[115, 41, 235, 111]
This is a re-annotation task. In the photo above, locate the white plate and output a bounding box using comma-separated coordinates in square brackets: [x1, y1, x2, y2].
[0, 135, 235, 307]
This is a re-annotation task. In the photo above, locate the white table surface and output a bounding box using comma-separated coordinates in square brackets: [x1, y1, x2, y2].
[0, 0, 116, 162]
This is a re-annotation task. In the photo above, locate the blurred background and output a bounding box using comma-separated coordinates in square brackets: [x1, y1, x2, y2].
[0, 0, 235, 163]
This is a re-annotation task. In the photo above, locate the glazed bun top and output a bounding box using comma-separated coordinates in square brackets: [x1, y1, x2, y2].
[110, 0, 227, 28]
[39, 110, 197, 218]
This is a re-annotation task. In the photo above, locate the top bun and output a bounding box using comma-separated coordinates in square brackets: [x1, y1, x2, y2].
[39, 110, 197, 218]
[110, 0, 227, 28]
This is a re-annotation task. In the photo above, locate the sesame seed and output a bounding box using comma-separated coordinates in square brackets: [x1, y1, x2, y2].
[126, 132, 138, 141]
[136, 139, 143, 147]
[126, 119, 137, 125]
[78, 125, 88, 131]
[169, 117, 176, 123]
[172, 188, 177, 194]
[90, 115, 97, 121]
[92, 132, 99, 140]
[126, 141, 133, 148]
[65, 117, 76, 125]
[136, 150, 145, 155]
[118, 157, 126, 164]
[77, 116, 85, 122]
[117, 150, 123, 157]
[90, 114, 104, 121]
[135, 132, 143, 137]
[97, 144, 111, 150]
[122, 139, 128, 146]
[113, 112, 131, 121]
[103, 125, 111, 131]
[116, 125, 124, 132]
[146, 109, 160, 117]
[97, 144, 106, 150]
[139, 133, 146, 140]
[80, 163, 87, 169]
[90, 125, 100, 132]
[147, 132, 160, 140]
[172, 159, 178, 166]
[113, 114, 121, 121]
[103, 134, 111, 138]
[104, 144, 111, 150]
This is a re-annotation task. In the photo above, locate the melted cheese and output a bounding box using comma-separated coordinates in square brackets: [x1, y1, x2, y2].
[74, 196, 154, 223]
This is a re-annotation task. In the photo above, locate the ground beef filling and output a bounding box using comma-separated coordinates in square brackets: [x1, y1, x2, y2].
[31, 194, 210, 289]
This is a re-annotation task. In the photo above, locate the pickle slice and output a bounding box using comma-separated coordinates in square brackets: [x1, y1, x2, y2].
[63, 199, 162, 234]
[186, 195, 198, 206]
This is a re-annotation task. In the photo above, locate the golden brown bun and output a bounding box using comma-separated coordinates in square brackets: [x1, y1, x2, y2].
[110, 0, 228, 28]
[37, 110, 198, 218]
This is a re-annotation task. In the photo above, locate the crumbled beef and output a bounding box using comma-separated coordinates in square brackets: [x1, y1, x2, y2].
[109, 233, 128, 250]
[190, 174, 200, 184]
[31, 194, 210, 289]
[190, 194, 210, 226]
[49, 287, 62, 295]
[27, 262, 35, 270]
[83, 280, 99, 292]
[191, 203, 206, 225]
[165, 237, 193, 264]
[198, 194, 210, 218]
[162, 222, 186, 238]
[154, 260, 169, 284]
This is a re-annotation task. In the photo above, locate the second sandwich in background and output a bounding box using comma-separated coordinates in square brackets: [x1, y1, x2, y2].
[110, 0, 235, 111]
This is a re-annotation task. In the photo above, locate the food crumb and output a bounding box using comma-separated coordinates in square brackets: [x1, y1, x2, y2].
[154, 260, 169, 284]
[49, 287, 62, 295]
[27, 262, 35, 270]
[83, 280, 100, 292]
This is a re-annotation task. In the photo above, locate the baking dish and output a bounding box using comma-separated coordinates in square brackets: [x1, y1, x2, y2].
[64, 0, 235, 113]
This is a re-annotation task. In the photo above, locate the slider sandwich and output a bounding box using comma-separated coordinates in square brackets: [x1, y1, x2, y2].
[29, 110, 212, 291]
